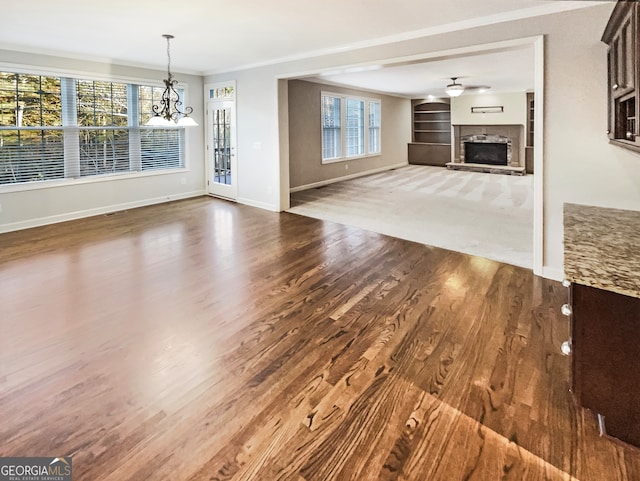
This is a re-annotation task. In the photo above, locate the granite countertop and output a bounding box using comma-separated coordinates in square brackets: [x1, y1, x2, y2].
[564, 203, 640, 298]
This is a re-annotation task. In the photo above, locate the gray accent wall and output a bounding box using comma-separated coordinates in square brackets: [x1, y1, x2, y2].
[288, 80, 410, 190]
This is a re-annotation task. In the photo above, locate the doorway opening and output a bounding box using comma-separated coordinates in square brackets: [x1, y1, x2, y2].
[278, 36, 544, 274]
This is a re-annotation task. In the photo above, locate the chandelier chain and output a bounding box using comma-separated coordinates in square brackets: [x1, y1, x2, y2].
[166, 36, 172, 77]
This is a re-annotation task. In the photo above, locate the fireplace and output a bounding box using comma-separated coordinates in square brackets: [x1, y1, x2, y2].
[460, 133, 512, 165]
[464, 142, 508, 165]
[447, 125, 525, 175]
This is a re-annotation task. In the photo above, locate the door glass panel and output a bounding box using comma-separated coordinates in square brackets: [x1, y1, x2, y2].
[213, 107, 231, 185]
[209, 86, 235, 100]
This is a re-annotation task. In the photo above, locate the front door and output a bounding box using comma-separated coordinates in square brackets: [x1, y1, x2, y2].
[206, 82, 236, 200]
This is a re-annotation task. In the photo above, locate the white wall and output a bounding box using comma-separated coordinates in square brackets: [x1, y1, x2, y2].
[451, 92, 527, 125]
[0, 49, 205, 232]
[214, 73, 281, 211]
[206, 3, 640, 279]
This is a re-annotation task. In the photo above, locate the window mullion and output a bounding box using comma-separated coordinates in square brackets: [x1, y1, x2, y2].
[128, 85, 141, 172]
[60, 77, 79, 178]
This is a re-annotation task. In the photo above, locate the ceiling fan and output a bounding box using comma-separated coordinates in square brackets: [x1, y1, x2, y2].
[444, 77, 491, 97]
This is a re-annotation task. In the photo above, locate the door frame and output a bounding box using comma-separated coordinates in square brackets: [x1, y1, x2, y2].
[204, 80, 237, 200]
[277, 36, 546, 277]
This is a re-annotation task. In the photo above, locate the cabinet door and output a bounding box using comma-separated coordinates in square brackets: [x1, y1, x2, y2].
[603, 0, 640, 148]
[610, 9, 635, 98]
[608, 7, 638, 142]
[572, 284, 640, 446]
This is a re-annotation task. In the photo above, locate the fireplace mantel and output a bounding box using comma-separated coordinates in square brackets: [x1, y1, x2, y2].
[447, 124, 526, 175]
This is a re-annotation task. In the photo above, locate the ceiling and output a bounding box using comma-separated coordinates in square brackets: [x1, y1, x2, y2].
[305, 46, 536, 98]
[0, 1, 608, 77]
[0, 0, 610, 98]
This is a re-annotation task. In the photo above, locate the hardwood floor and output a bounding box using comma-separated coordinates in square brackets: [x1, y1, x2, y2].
[1, 196, 638, 480]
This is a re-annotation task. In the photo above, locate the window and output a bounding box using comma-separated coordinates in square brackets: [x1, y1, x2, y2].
[0, 69, 187, 187]
[138, 85, 184, 172]
[0, 72, 64, 184]
[76, 80, 130, 177]
[209, 85, 235, 100]
[321, 92, 381, 163]
[322, 94, 341, 160]
[345, 98, 364, 157]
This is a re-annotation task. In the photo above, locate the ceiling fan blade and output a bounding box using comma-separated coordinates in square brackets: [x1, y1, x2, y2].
[465, 85, 491, 92]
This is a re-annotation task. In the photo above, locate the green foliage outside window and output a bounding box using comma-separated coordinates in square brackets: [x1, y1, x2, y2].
[0, 72, 64, 183]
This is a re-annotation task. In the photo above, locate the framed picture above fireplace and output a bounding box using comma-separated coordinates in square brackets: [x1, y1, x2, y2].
[471, 106, 504, 114]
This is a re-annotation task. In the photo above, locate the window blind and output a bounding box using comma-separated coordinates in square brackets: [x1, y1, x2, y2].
[322, 95, 341, 160]
[345, 98, 364, 157]
[141, 129, 183, 171]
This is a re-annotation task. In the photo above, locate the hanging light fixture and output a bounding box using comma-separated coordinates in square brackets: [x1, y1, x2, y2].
[445, 77, 465, 97]
[147, 34, 198, 127]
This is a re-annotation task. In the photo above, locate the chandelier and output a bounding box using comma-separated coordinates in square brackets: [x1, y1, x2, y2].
[147, 34, 197, 127]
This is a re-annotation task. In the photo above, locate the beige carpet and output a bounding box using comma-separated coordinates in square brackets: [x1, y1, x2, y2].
[288, 165, 534, 268]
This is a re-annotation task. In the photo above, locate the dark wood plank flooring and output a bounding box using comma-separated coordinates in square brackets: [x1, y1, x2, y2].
[1, 196, 639, 480]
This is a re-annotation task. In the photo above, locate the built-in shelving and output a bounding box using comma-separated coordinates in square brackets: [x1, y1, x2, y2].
[527, 93, 535, 147]
[525, 92, 535, 174]
[409, 100, 452, 167]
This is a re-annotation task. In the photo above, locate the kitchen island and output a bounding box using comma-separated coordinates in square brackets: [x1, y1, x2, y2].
[564, 203, 640, 446]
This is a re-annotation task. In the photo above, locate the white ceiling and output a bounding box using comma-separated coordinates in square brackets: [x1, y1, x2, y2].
[305, 46, 536, 98]
[0, 0, 607, 77]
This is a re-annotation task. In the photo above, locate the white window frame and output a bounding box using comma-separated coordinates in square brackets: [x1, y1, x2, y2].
[321, 91, 381, 164]
[0, 65, 192, 193]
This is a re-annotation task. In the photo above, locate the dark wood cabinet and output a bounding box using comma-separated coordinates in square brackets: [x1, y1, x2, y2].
[603, 1, 640, 151]
[570, 283, 640, 446]
[408, 143, 451, 167]
[408, 100, 451, 166]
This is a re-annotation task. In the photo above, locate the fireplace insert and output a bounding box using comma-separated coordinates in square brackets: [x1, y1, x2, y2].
[464, 142, 508, 166]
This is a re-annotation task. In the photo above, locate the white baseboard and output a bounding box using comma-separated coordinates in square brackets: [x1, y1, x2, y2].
[0, 190, 205, 234]
[237, 197, 279, 212]
[289, 162, 408, 193]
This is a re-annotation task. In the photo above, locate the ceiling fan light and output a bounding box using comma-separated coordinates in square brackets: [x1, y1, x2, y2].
[445, 83, 465, 97]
